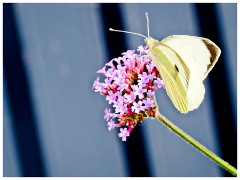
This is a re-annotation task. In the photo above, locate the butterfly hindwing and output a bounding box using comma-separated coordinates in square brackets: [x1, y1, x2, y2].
[149, 42, 189, 113]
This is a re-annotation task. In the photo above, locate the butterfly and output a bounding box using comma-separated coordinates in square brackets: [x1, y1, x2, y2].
[109, 13, 221, 113]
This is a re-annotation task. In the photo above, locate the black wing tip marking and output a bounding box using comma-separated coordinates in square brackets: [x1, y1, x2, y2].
[202, 39, 219, 71]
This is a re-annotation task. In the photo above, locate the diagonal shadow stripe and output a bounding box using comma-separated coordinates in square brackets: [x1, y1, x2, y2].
[194, 3, 237, 177]
[99, 3, 152, 177]
[3, 3, 47, 177]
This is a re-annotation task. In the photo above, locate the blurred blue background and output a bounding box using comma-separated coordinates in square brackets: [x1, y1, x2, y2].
[3, 3, 237, 177]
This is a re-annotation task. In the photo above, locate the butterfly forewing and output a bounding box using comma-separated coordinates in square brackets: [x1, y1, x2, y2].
[161, 35, 221, 80]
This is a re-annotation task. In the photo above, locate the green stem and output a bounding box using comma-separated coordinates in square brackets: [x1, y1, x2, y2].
[156, 111, 237, 176]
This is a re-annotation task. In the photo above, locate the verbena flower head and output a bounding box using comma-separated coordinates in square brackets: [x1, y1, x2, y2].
[93, 45, 165, 141]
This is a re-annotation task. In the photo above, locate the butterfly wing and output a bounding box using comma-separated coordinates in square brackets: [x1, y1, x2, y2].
[161, 35, 221, 80]
[149, 42, 190, 113]
[149, 35, 220, 113]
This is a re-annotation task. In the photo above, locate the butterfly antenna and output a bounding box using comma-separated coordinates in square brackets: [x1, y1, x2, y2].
[145, 12, 150, 37]
[109, 28, 147, 38]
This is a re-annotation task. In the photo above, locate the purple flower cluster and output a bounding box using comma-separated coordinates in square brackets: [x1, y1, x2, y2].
[93, 46, 165, 141]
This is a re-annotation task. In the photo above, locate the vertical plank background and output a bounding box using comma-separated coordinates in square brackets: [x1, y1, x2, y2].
[3, 3, 237, 177]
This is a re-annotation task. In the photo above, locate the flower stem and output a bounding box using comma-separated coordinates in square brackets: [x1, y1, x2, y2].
[156, 111, 237, 176]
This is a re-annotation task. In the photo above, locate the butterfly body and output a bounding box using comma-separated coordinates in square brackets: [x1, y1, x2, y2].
[145, 35, 221, 113]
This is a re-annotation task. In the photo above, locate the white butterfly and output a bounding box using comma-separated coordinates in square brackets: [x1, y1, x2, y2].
[110, 13, 221, 113]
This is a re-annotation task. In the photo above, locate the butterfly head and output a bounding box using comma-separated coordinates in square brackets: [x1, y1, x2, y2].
[144, 37, 159, 49]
